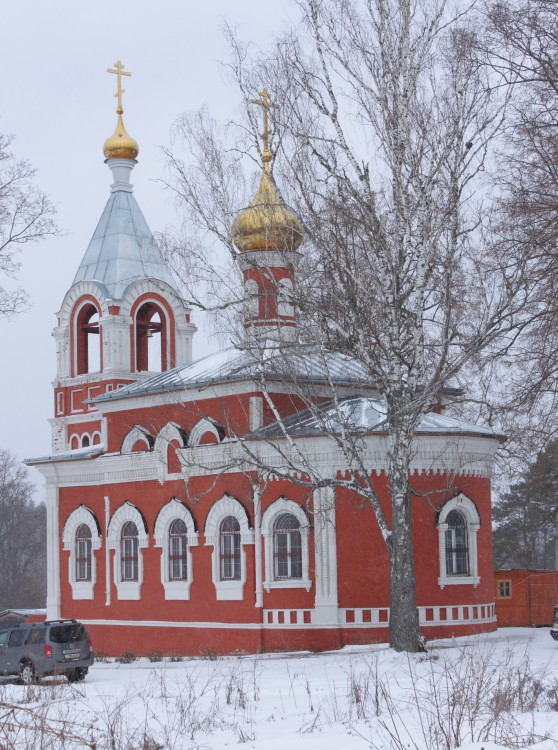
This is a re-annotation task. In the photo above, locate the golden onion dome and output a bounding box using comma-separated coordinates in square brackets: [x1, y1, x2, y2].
[103, 112, 139, 160]
[232, 170, 303, 253]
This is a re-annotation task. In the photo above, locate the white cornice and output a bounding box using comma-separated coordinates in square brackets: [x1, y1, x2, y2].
[33, 431, 499, 487]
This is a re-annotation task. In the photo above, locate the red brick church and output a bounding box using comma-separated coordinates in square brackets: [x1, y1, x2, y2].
[28, 67, 501, 655]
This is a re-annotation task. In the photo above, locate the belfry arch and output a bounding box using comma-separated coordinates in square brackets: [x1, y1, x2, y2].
[75, 301, 101, 375]
[135, 301, 167, 372]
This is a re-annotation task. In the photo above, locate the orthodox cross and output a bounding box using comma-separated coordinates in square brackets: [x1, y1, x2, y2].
[249, 88, 279, 173]
[107, 60, 132, 114]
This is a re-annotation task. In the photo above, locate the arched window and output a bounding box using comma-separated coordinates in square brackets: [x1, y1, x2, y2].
[135, 302, 166, 372]
[168, 519, 188, 581]
[274, 513, 302, 579]
[62, 506, 102, 600]
[107, 502, 148, 600]
[220, 516, 241, 580]
[437, 494, 480, 588]
[445, 510, 469, 575]
[204, 495, 254, 600]
[75, 524, 92, 582]
[76, 303, 101, 375]
[81, 434, 90, 448]
[121, 521, 139, 582]
[154, 498, 198, 600]
[261, 498, 311, 590]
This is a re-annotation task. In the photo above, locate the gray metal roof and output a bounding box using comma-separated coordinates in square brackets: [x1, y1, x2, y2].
[93, 343, 374, 402]
[72, 188, 179, 300]
[249, 397, 503, 441]
[25, 444, 105, 466]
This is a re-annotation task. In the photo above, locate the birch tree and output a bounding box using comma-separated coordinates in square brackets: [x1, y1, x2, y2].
[163, 0, 527, 652]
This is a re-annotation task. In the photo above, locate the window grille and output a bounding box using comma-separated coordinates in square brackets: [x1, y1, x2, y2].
[121, 521, 139, 581]
[445, 510, 469, 575]
[75, 524, 92, 582]
[168, 518, 188, 581]
[273, 513, 302, 579]
[220, 516, 241, 580]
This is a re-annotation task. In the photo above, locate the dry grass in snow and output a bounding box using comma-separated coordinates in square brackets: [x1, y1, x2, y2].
[0, 628, 557, 749]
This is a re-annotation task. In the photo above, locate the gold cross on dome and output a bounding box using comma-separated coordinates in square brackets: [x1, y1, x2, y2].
[249, 88, 279, 173]
[107, 59, 132, 114]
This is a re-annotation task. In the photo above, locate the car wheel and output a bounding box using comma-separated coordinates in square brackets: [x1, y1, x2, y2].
[19, 661, 36, 686]
[67, 667, 87, 683]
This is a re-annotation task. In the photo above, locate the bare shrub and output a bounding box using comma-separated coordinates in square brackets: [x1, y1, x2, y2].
[115, 651, 138, 664]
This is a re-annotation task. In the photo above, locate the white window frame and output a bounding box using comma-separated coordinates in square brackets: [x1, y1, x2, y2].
[277, 277, 294, 317]
[244, 278, 259, 319]
[261, 497, 311, 591]
[437, 494, 480, 588]
[62, 506, 102, 600]
[107, 502, 149, 600]
[154, 498, 198, 600]
[204, 495, 254, 600]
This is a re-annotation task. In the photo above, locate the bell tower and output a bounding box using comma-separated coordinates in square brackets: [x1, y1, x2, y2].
[232, 89, 303, 341]
[51, 61, 195, 453]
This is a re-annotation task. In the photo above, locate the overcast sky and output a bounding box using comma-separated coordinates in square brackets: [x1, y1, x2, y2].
[0, 0, 299, 492]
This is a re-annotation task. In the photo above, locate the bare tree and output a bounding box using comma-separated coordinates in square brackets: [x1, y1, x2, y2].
[481, 0, 558, 460]
[162, 0, 528, 652]
[0, 450, 46, 609]
[0, 133, 57, 318]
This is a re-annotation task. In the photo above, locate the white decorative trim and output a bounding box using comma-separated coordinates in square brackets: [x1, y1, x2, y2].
[62, 506, 102, 600]
[237, 249, 300, 272]
[154, 498, 198, 600]
[57, 281, 110, 322]
[46, 485, 61, 620]
[107, 502, 148, 600]
[121, 425, 153, 455]
[261, 498, 311, 591]
[120, 279, 188, 318]
[204, 495, 254, 600]
[313, 486, 338, 616]
[437, 494, 481, 588]
[189, 418, 222, 447]
[78, 601, 496, 632]
[155, 422, 187, 456]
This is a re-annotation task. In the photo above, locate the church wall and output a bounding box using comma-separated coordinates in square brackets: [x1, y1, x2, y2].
[101, 390, 315, 454]
[56, 457, 496, 656]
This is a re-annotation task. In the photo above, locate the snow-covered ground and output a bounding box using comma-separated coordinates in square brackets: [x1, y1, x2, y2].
[1, 628, 557, 749]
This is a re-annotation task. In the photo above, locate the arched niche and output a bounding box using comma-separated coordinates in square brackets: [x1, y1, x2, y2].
[121, 425, 154, 455]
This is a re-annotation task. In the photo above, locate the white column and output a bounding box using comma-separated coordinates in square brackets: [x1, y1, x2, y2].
[312, 486, 339, 625]
[254, 486, 263, 608]
[175, 320, 197, 367]
[45, 481, 61, 620]
[53, 325, 70, 378]
[100, 316, 132, 373]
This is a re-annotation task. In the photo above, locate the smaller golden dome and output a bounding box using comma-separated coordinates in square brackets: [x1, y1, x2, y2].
[103, 113, 139, 160]
[233, 171, 303, 253]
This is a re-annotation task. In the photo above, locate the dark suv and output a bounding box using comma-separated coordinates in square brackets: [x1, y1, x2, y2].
[0, 619, 94, 684]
